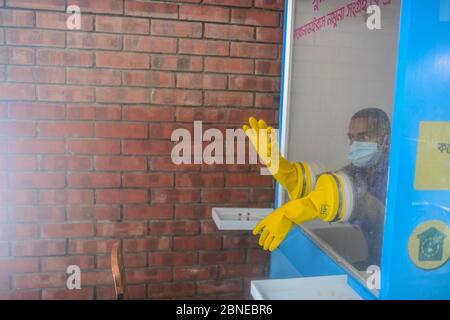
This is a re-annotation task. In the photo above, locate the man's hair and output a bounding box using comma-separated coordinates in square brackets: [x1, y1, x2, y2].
[351, 108, 391, 141]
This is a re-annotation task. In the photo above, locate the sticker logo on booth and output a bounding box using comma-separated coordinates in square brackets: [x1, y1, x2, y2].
[408, 220, 450, 270]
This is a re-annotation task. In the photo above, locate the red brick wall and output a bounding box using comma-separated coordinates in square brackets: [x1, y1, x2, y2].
[0, 0, 284, 299]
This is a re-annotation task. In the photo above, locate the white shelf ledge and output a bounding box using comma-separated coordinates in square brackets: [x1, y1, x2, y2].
[251, 275, 362, 300]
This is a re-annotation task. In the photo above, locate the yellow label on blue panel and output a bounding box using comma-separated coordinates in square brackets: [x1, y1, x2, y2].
[414, 121, 450, 190]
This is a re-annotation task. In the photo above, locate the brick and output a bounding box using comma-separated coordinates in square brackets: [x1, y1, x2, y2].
[6, 0, 65, 11]
[67, 68, 121, 86]
[256, 27, 283, 43]
[201, 189, 249, 203]
[254, 0, 285, 10]
[96, 51, 149, 69]
[227, 108, 274, 124]
[175, 204, 211, 219]
[67, 206, 120, 221]
[226, 173, 273, 187]
[126, 268, 172, 284]
[68, 173, 120, 188]
[68, 32, 122, 50]
[38, 122, 93, 137]
[96, 16, 149, 34]
[0, 224, 37, 240]
[8, 139, 64, 154]
[231, 9, 280, 26]
[9, 173, 65, 189]
[179, 39, 229, 56]
[0, 190, 37, 205]
[13, 273, 66, 289]
[0, 290, 41, 300]
[123, 173, 173, 188]
[96, 284, 146, 300]
[148, 282, 195, 298]
[199, 250, 245, 265]
[37, 49, 93, 67]
[200, 220, 218, 234]
[0, 121, 35, 137]
[250, 188, 275, 202]
[151, 89, 202, 106]
[204, 0, 252, 7]
[3, 47, 34, 64]
[123, 205, 173, 220]
[180, 4, 229, 23]
[97, 253, 146, 269]
[150, 156, 200, 172]
[173, 266, 218, 281]
[67, 104, 121, 121]
[95, 123, 148, 139]
[205, 57, 253, 74]
[41, 223, 94, 238]
[68, 139, 120, 155]
[123, 238, 171, 252]
[124, 35, 177, 53]
[0, 258, 39, 273]
[176, 73, 227, 90]
[0, 9, 34, 27]
[149, 252, 197, 267]
[205, 91, 253, 107]
[125, 1, 178, 18]
[151, 20, 202, 38]
[96, 222, 147, 237]
[6, 29, 65, 47]
[81, 271, 113, 286]
[7, 66, 65, 84]
[176, 173, 224, 187]
[43, 288, 94, 300]
[0, 155, 37, 171]
[255, 60, 281, 76]
[247, 248, 269, 264]
[95, 189, 148, 204]
[151, 220, 200, 236]
[9, 207, 65, 222]
[122, 106, 175, 121]
[197, 279, 242, 295]
[0, 83, 35, 100]
[151, 54, 202, 72]
[219, 264, 266, 278]
[12, 240, 66, 257]
[36, 12, 93, 31]
[205, 23, 254, 41]
[69, 0, 124, 14]
[40, 155, 92, 171]
[37, 85, 94, 102]
[255, 93, 280, 108]
[231, 42, 278, 59]
[175, 107, 226, 122]
[152, 189, 201, 204]
[123, 140, 176, 155]
[41, 256, 94, 272]
[173, 235, 221, 251]
[68, 239, 117, 254]
[229, 75, 280, 92]
[96, 87, 150, 104]
[40, 190, 94, 205]
[95, 156, 147, 171]
[122, 70, 175, 88]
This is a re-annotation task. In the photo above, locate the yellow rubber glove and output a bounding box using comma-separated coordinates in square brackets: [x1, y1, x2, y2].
[253, 208, 295, 251]
[243, 117, 311, 200]
[253, 174, 345, 251]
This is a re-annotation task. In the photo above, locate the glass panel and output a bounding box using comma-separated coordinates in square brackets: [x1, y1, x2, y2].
[285, 0, 401, 287]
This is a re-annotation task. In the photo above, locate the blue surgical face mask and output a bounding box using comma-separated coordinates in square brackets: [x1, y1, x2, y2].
[348, 141, 382, 168]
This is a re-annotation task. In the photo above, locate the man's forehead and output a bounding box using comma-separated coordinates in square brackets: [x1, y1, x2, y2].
[349, 117, 370, 132]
